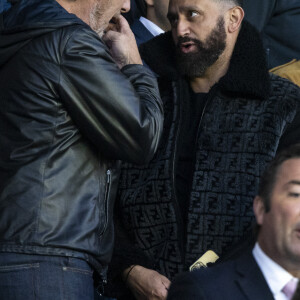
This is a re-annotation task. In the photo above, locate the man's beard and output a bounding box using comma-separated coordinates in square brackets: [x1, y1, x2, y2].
[176, 16, 227, 78]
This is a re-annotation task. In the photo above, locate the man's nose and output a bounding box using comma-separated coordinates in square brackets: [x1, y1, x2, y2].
[121, 0, 130, 13]
[176, 19, 190, 37]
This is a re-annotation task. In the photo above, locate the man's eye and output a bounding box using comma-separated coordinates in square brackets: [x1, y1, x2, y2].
[189, 11, 199, 18]
[288, 192, 300, 198]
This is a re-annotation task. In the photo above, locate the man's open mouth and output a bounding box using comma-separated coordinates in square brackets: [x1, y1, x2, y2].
[180, 41, 196, 53]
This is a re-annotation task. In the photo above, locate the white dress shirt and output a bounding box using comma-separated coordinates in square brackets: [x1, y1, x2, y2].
[139, 17, 164, 37]
[253, 242, 299, 300]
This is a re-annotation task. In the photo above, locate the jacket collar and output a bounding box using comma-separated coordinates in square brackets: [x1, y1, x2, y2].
[140, 21, 270, 100]
[131, 19, 155, 45]
[0, 0, 85, 68]
[234, 251, 274, 300]
[2, 0, 84, 30]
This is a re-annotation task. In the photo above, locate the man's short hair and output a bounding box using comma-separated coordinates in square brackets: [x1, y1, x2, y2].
[258, 143, 300, 211]
[214, 0, 243, 7]
[135, 0, 244, 17]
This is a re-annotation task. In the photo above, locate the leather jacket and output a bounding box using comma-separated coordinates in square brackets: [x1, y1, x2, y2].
[0, 0, 163, 280]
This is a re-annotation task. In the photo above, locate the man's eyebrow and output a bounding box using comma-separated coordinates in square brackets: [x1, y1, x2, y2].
[285, 180, 300, 186]
[180, 5, 202, 11]
[167, 7, 204, 20]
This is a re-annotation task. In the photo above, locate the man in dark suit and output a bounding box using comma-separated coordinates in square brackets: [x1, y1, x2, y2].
[168, 251, 274, 300]
[243, 0, 300, 69]
[127, 0, 170, 45]
[168, 144, 300, 300]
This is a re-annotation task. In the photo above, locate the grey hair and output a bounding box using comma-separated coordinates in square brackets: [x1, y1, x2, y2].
[213, 0, 243, 7]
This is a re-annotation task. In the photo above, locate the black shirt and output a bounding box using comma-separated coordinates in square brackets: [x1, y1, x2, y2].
[176, 91, 208, 225]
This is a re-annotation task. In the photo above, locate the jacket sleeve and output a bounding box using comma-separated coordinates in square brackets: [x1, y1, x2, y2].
[105, 215, 155, 299]
[58, 25, 163, 164]
[167, 271, 207, 300]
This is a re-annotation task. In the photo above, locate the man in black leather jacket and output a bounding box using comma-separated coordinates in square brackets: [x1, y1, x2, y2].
[0, 0, 163, 299]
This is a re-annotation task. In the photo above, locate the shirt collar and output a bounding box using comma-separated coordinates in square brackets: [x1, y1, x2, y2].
[139, 16, 164, 37]
[252, 242, 298, 298]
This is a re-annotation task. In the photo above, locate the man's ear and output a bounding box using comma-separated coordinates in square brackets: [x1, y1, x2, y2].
[253, 196, 266, 226]
[227, 6, 244, 33]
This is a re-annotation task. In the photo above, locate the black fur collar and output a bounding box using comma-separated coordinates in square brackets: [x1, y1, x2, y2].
[139, 21, 270, 100]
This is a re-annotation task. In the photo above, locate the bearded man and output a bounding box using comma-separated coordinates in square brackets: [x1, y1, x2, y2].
[107, 0, 300, 299]
[0, 0, 163, 299]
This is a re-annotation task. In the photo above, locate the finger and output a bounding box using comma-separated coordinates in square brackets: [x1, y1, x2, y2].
[153, 281, 170, 298]
[102, 30, 118, 48]
[150, 288, 168, 300]
[162, 279, 171, 289]
[112, 14, 130, 34]
[161, 281, 169, 290]
[102, 30, 118, 42]
[101, 32, 110, 45]
[159, 274, 171, 290]
[105, 22, 118, 33]
[158, 286, 169, 299]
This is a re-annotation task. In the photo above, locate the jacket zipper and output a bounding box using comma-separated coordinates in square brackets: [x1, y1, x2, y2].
[184, 90, 213, 268]
[99, 169, 111, 236]
[96, 278, 108, 297]
[174, 80, 212, 269]
[171, 80, 186, 266]
[196, 94, 211, 141]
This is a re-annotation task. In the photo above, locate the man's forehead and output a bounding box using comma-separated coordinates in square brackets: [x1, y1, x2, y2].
[276, 158, 300, 186]
[168, 0, 217, 12]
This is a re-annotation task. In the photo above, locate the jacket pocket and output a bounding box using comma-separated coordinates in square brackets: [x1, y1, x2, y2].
[98, 169, 111, 236]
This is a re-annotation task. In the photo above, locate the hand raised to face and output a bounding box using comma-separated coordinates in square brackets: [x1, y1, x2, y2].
[102, 15, 142, 69]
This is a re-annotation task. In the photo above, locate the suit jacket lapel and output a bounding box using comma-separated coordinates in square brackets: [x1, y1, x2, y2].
[131, 20, 155, 46]
[235, 251, 274, 300]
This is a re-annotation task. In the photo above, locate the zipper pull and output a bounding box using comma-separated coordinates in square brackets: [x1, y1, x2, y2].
[96, 279, 107, 296]
[106, 169, 111, 184]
